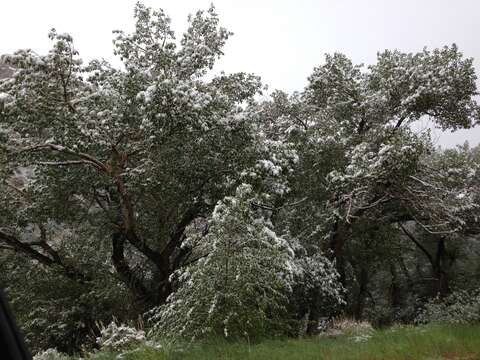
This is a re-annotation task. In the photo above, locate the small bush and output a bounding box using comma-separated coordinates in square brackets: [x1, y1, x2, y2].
[33, 349, 69, 360]
[322, 317, 374, 339]
[415, 289, 480, 325]
[96, 321, 145, 351]
[291, 253, 345, 335]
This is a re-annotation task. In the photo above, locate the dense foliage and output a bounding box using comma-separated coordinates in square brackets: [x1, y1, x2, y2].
[0, 2, 479, 355]
[415, 289, 480, 325]
[149, 184, 296, 341]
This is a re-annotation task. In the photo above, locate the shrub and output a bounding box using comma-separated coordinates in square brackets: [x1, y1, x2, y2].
[1, 229, 133, 354]
[321, 317, 374, 340]
[96, 321, 145, 351]
[291, 253, 345, 335]
[33, 349, 69, 360]
[415, 289, 480, 325]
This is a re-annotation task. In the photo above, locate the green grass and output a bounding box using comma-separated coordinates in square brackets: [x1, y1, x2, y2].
[84, 324, 480, 360]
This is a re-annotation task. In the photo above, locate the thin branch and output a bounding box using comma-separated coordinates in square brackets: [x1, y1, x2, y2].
[18, 144, 107, 173]
[408, 175, 441, 190]
[4, 180, 28, 198]
[35, 160, 97, 168]
[0, 229, 55, 266]
[0, 228, 90, 284]
[398, 223, 435, 268]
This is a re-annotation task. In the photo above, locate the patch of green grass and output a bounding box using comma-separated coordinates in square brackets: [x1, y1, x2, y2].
[83, 324, 480, 360]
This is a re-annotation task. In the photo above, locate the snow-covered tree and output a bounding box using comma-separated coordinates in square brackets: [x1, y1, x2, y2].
[148, 184, 295, 340]
[262, 46, 480, 284]
[1, 2, 480, 351]
[309, 46, 479, 232]
[0, 3, 295, 306]
[290, 252, 345, 335]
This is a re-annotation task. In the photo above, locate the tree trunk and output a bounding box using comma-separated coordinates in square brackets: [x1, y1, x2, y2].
[389, 262, 402, 318]
[399, 224, 449, 298]
[328, 219, 347, 286]
[306, 306, 320, 335]
[353, 268, 368, 320]
[433, 238, 449, 297]
[299, 308, 310, 337]
[111, 232, 151, 305]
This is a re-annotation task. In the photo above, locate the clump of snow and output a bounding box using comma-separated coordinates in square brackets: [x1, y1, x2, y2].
[320, 317, 374, 340]
[96, 321, 145, 351]
[33, 349, 69, 360]
[0, 92, 11, 102]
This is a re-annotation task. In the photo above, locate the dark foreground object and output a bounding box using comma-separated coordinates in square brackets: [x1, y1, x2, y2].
[0, 288, 32, 359]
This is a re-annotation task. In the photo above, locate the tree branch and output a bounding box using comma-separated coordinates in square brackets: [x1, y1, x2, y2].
[18, 144, 107, 172]
[0, 228, 90, 284]
[398, 223, 435, 268]
[111, 232, 150, 302]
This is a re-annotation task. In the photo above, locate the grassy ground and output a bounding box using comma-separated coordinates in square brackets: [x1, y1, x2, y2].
[86, 324, 480, 360]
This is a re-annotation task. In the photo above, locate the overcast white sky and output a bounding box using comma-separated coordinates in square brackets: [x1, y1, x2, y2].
[1, 0, 479, 148]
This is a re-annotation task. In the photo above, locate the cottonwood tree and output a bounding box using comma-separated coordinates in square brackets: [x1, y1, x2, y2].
[397, 144, 480, 296]
[264, 47, 480, 286]
[0, 3, 296, 307]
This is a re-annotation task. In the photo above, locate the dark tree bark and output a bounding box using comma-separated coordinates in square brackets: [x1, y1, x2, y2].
[399, 224, 450, 298]
[0, 230, 89, 285]
[110, 202, 204, 305]
[398, 256, 413, 287]
[389, 262, 402, 316]
[433, 238, 450, 297]
[353, 268, 369, 320]
[327, 219, 347, 286]
[111, 232, 151, 304]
